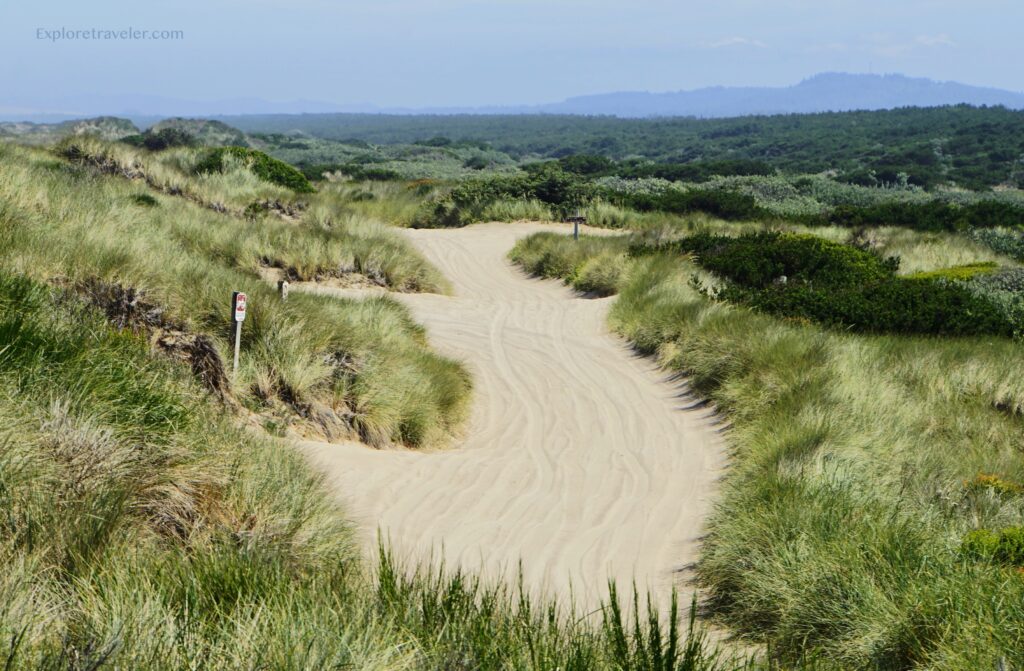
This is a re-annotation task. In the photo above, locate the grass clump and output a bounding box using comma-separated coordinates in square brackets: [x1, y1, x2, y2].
[510, 232, 631, 296]
[194, 146, 315, 193]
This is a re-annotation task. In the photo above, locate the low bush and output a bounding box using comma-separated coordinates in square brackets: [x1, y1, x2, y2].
[415, 165, 593, 227]
[969, 228, 1024, 261]
[965, 473, 1024, 498]
[818, 201, 1024, 232]
[649, 232, 1016, 336]
[613, 188, 764, 220]
[617, 159, 775, 182]
[732, 277, 1014, 337]
[961, 527, 1024, 566]
[665, 232, 898, 287]
[195, 146, 315, 193]
[130, 193, 159, 207]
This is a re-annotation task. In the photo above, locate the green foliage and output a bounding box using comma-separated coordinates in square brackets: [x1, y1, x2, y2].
[818, 200, 1024, 232]
[462, 155, 489, 170]
[129, 193, 159, 207]
[195, 146, 315, 193]
[558, 154, 616, 176]
[510, 233, 631, 296]
[907, 262, 999, 281]
[643, 232, 1015, 336]
[416, 164, 593, 227]
[225, 105, 1024, 189]
[961, 527, 1024, 566]
[145, 127, 195, 151]
[613, 188, 764, 220]
[965, 473, 1024, 498]
[617, 159, 775, 183]
[667, 232, 898, 287]
[735, 277, 1014, 337]
[969, 228, 1024, 261]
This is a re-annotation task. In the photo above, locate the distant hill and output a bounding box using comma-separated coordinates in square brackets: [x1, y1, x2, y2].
[148, 118, 250, 147]
[0, 116, 139, 145]
[532, 73, 1024, 118]
[0, 116, 253, 149]
[3, 73, 1024, 122]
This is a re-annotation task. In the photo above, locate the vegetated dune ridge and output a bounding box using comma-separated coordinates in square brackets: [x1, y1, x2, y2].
[301, 222, 727, 611]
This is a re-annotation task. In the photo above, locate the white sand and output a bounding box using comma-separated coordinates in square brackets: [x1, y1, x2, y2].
[299, 222, 727, 611]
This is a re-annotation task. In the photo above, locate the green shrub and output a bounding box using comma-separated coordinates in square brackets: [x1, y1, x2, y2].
[130, 193, 159, 207]
[418, 165, 593, 227]
[965, 473, 1024, 498]
[969, 228, 1024, 261]
[617, 159, 775, 182]
[732, 277, 1014, 337]
[817, 201, 1024, 232]
[961, 527, 1024, 566]
[144, 127, 195, 151]
[649, 232, 1015, 337]
[614, 188, 763, 220]
[661, 232, 898, 288]
[195, 147, 314, 193]
[462, 155, 489, 170]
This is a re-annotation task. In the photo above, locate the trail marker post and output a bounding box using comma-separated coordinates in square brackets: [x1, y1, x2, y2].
[231, 291, 247, 374]
[277, 279, 290, 301]
[573, 208, 580, 241]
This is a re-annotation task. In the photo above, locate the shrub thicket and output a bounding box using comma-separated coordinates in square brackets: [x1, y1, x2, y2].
[415, 164, 592, 227]
[814, 200, 1024, 231]
[122, 127, 196, 151]
[611, 188, 764, 220]
[195, 146, 315, 193]
[648, 232, 1015, 336]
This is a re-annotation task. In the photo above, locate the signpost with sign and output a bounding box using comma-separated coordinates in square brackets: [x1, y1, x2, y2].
[231, 291, 247, 374]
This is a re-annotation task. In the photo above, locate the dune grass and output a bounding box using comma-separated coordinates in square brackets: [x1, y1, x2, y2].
[0, 248, 744, 669]
[510, 232, 1024, 668]
[0, 141, 464, 447]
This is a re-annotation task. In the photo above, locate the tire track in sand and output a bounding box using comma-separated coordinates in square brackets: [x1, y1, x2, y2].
[299, 222, 727, 610]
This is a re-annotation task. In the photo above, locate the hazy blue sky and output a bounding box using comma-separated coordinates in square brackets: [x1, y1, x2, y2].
[2, 0, 1022, 111]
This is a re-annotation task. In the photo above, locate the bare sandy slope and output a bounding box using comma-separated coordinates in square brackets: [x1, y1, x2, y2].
[300, 222, 727, 610]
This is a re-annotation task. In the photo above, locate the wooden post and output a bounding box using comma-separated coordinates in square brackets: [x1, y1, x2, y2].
[231, 291, 248, 374]
[277, 279, 290, 301]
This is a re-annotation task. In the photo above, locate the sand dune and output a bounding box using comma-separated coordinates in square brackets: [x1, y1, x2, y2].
[300, 222, 727, 610]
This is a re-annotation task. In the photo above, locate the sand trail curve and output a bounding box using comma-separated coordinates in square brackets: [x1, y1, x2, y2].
[300, 222, 727, 610]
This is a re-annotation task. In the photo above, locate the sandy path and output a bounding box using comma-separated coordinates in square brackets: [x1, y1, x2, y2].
[300, 222, 727, 610]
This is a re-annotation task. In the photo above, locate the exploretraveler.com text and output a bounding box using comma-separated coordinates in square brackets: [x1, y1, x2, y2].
[36, 27, 184, 42]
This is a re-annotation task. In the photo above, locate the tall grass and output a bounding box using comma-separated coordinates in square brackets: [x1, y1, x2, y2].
[0, 269, 743, 670]
[0, 141, 464, 447]
[510, 232, 1024, 668]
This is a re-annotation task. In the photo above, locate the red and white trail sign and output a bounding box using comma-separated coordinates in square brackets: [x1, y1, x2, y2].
[233, 292, 247, 322]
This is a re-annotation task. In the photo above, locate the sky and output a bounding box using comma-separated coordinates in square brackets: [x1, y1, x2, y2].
[1, 0, 1022, 113]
